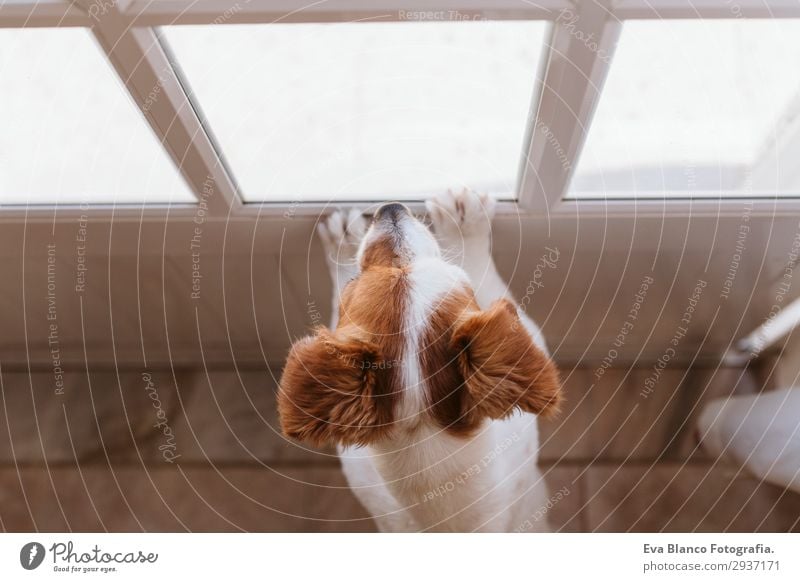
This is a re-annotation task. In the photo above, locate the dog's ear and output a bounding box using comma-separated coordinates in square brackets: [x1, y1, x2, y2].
[278, 327, 394, 447]
[450, 299, 561, 420]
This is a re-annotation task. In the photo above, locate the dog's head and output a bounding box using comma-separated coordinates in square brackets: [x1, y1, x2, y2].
[278, 203, 561, 447]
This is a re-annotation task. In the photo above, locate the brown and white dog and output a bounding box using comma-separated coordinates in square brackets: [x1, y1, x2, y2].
[278, 188, 561, 532]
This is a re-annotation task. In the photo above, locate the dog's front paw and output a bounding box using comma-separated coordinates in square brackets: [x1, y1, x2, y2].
[426, 188, 496, 245]
[317, 208, 368, 269]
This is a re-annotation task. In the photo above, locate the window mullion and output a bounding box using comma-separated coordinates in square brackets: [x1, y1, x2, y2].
[75, 0, 240, 216]
[517, 0, 621, 215]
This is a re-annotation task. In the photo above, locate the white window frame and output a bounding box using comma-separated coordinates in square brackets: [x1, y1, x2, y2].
[2, 0, 800, 222]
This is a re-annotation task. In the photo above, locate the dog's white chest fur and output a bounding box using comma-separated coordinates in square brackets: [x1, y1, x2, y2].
[339, 411, 550, 532]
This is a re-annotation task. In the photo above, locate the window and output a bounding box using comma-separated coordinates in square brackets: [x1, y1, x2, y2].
[0, 28, 195, 206]
[4, 2, 800, 215]
[569, 19, 800, 200]
[163, 21, 548, 203]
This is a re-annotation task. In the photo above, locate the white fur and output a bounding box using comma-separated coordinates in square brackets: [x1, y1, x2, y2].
[319, 190, 552, 532]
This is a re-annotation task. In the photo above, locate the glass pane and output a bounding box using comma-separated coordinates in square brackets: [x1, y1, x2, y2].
[569, 19, 800, 200]
[163, 21, 547, 202]
[0, 28, 195, 205]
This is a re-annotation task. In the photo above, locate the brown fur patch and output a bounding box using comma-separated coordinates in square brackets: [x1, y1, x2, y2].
[421, 295, 561, 435]
[278, 250, 409, 446]
[278, 327, 395, 446]
[419, 287, 481, 435]
[451, 299, 562, 420]
[360, 235, 400, 269]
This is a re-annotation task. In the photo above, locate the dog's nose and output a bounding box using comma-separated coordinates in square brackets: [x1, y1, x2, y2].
[375, 202, 409, 223]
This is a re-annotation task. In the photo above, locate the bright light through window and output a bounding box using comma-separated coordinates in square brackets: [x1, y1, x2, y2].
[163, 21, 547, 202]
[0, 28, 195, 206]
[569, 19, 800, 200]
